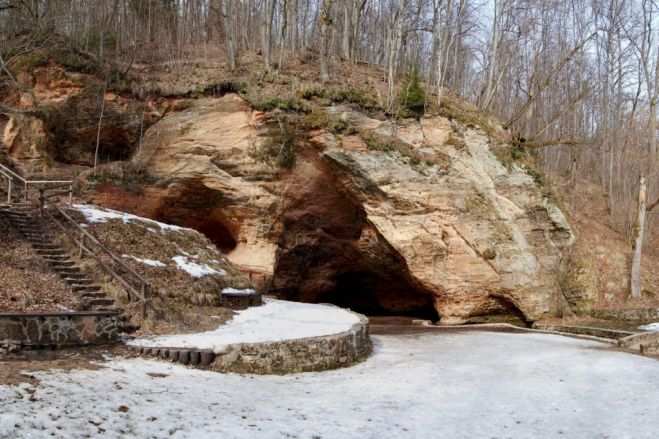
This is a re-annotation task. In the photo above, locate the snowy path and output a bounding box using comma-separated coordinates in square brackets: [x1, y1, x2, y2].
[126, 299, 361, 353]
[1, 331, 658, 439]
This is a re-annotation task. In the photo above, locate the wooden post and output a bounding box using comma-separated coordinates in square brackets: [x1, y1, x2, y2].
[24, 181, 27, 202]
[79, 233, 86, 258]
[141, 283, 148, 318]
[630, 176, 647, 298]
[69, 183, 73, 205]
[38, 188, 44, 217]
[7, 179, 12, 204]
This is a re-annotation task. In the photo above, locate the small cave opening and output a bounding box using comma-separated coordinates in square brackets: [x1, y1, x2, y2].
[51, 126, 135, 166]
[185, 216, 238, 253]
[316, 271, 440, 322]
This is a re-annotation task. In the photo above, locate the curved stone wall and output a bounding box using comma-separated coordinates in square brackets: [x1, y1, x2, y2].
[132, 313, 372, 374]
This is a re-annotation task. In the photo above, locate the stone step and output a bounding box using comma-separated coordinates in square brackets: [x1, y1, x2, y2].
[73, 285, 101, 293]
[65, 277, 94, 285]
[81, 292, 107, 299]
[57, 271, 84, 278]
[43, 255, 70, 262]
[38, 252, 68, 259]
[33, 244, 60, 250]
[137, 347, 215, 367]
[45, 259, 72, 266]
[37, 249, 66, 255]
[86, 298, 114, 306]
[23, 230, 43, 234]
[52, 261, 76, 268]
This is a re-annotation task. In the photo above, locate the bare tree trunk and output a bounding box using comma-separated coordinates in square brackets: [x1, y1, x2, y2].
[341, 1, 351, 59]
[290, 0, 298, 54]
[277, 0, 288, 68]
[630, 176, 647, 298]
[350, 0, 367, 60]
[221, 0, 236, 68]
[319, 0, 331, 81]
[93, 81, 108, 173]
[387, 2, 405, 112]
[262, 0, 277, 67]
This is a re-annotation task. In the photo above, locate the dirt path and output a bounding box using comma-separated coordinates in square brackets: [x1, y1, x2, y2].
[0, 345, 138, 386]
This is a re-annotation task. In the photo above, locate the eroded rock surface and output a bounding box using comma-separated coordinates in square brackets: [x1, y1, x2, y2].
[88, 94, 574, 323]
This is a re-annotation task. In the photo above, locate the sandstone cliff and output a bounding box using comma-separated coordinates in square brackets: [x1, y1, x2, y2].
[80, 93, 574, 324]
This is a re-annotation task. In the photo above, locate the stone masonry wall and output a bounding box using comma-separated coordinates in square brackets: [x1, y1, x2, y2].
[211, 314, 372, 374]
[133, 313, 372, 374]
[0, 312, 118, 350]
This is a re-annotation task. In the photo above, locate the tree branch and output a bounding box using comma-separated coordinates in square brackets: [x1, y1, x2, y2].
[648, 198, 659, 212]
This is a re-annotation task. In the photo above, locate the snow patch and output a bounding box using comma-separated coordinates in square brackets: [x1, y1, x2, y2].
[639, 322, 659, 331]
[172, 255, 226, 277]
[71, 204, 187, 233]
[127, 299, 359, 352]
[222, 287, 256, 296]
[122, 254, 166, 267]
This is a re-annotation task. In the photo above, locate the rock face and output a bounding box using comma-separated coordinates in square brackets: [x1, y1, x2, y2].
[88, 94, 574, 324]
[2, 66, 154, 175]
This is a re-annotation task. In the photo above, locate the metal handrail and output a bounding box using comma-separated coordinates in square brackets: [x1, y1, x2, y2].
[0, 163, 73, 204]
[38, 190, 149, 318]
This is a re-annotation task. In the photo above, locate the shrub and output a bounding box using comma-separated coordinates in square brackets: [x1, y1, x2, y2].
[248, 95, 309, 113]
[249, 123, 300, 169]
[300, 86, 328, 100]
[398, 65, 426, 118]
[359, 131, 396, 152]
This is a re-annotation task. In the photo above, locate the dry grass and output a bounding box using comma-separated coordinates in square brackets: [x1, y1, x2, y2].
[48, 206, 251, 308]
[0, 216, 81, 312]
[551, 176, 659, 311]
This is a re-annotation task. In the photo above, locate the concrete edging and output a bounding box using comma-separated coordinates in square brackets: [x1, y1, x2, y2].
[130, 312, 372, 374]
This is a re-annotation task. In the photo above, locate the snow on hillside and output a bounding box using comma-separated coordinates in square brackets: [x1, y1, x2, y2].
[72, 204, 186, 233]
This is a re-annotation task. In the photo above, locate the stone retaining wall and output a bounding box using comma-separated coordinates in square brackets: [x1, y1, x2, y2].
[590, 308, 659, 322]
[619, 331, 659, 355]
[132, 313, 372, 374]
[532, 323, 635, 340]
[0, 312, 118, 350]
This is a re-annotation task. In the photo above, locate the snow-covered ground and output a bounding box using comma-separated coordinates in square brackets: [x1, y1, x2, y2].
[171, 255, 226, 277]
[1, 331, 657, 439]
[126, 299, 361, 352]
[639, 322, 659, 331]
[71, 204, 186, 233]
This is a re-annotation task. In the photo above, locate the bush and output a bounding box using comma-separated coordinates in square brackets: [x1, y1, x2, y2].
[249, 123, 300, 169]
[300, 86, 328, 100]
[359, 131, 396, 152]
[248, 95, 309, 113]
[331, 89, 379, 109]
[398, 65, 426, 118]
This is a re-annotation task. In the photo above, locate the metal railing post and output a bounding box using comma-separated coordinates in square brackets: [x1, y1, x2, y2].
[69, 183, 73, 205]
[6, 179, 11, 204]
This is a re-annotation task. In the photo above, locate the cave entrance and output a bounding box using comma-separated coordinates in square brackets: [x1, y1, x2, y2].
[316, 271, 440, 321]
[191, 219, 238, 253]
[171, 214, 238, 254]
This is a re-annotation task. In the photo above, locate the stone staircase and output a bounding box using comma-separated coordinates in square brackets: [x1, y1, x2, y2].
[0, 202, 138, 333]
